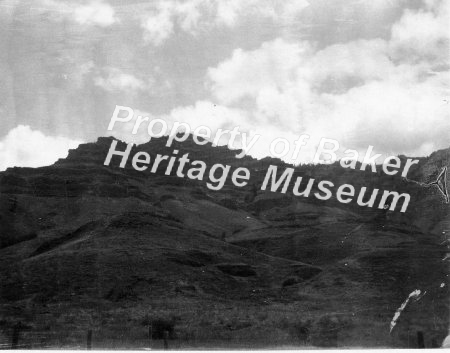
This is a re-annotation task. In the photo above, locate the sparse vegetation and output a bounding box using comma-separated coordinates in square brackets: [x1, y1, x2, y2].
[0, 135, 448, 348]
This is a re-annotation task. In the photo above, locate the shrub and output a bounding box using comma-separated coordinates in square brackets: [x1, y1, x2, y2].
[141, 316, 176, 339]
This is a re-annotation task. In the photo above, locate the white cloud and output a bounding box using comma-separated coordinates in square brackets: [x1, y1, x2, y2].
[169, 100, 248, 130]
[208, 39, 311, 105]
[141, 2, 175, 46]
[94, 67, 147, 92]
[174, 0, 204, 32]
[103, 102, 267, 156]
[215, 0, 309, 27]
[106, 101, 249, 145]
[141, 0, 210, 45]
[141, 0, 309, 46]
[198, 1, 450, 162]
[74, 1, 116, 27]
[0, 125, 82, 171]
[37, 0, 117, 27]
[390, 0, 449, 65]
[106, 109, 154, 145]
[306, 39, 394, 92]
[317, 72, 450, 156]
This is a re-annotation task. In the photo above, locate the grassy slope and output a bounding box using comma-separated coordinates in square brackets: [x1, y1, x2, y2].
[0, 138, 448, 348]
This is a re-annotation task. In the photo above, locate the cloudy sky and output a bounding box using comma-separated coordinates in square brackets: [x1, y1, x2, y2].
[0, 0, 449, 169]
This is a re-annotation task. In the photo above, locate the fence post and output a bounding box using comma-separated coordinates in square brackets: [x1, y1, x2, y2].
[148, 324, 152, 348]
[11, 322, 21, 349]
[163, 330, 169, 350]
[87, 330, 92, 350]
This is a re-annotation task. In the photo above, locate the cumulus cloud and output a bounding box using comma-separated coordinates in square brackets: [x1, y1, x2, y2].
[141, 0, 214, 45]
[141, 0, 309, 46]
[172, 0, 204, 32]
[215, 0, 309, 27]
[390, 0, 449, 65]
[116, 0, 447, 164]
[0, 125, 83, 171]
[94, 67, 148, 92]
[106, 102, 250, 147]
[36, 0, 117, 27]
[198, 0, 450, 162]
[169, 100, 246, 129]
[105, 109, 155, 145]
[141, 2, 176, 46]
[73, 1, 116, 27]
[208, 39, 310, 105]
[165, 99, 316, 161]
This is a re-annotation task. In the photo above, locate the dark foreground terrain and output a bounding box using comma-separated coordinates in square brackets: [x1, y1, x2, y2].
[0, 136, 449, 349]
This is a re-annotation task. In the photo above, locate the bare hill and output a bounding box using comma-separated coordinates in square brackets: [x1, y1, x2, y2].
[0, 136, 448, 348]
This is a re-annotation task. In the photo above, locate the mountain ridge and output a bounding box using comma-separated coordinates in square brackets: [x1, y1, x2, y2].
[0, 135, 448, 348]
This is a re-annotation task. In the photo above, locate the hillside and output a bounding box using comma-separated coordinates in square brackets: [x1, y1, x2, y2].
[0, 136, 448, 348]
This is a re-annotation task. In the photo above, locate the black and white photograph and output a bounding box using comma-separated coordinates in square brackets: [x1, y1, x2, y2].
[0, 0, 449, 349]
